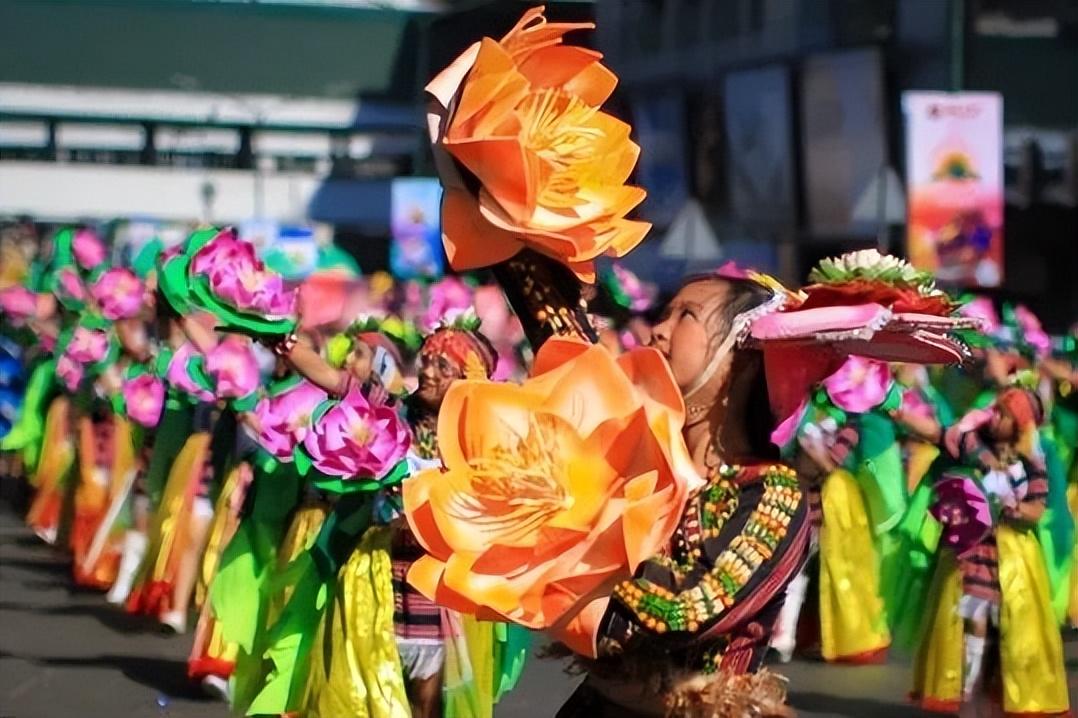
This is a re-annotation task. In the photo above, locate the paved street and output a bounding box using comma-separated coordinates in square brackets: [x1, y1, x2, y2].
[1, 483, 1074, 718]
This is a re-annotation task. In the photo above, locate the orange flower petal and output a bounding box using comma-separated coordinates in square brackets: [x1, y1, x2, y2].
[500, 8, 595, 63]
[407, 554, 448, 601]
[616, 346, 686, 416]
[445, 136, 533, 220]
[448, 38, 529, 140]
[517, 45, 618, 107]
[441, 187, 522, 270]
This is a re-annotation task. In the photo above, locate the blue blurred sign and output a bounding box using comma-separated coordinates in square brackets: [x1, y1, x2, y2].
[390, 177, 444, 279]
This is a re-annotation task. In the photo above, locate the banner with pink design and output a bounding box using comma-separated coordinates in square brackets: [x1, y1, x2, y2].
[903, 92, 1003, 288]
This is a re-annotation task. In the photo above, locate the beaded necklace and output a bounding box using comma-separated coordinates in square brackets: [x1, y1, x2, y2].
[613, 463, 801, 636]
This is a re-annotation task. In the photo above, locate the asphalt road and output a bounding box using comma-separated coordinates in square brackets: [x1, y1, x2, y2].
[1, 484, 1074, 718]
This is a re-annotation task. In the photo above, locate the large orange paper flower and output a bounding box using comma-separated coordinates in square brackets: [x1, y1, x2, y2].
[426, 6, 651, 282]
[403, 338, 699, 657]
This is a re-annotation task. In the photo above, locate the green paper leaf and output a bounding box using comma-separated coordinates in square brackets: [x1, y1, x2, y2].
[230, 392, 259, 412]
[293, 447, 312, 476]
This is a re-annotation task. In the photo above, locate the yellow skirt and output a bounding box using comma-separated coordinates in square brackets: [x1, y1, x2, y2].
[73, 416, 136, 589]
[305, 525, 409, 718]
[25, 397, 73, 539]
[818, 468, 891, 662]
[912, 526, 1071, 715]
[195, 463, 250, 610]
[126, 432, 211, 615]
[266, 501, 330, 628]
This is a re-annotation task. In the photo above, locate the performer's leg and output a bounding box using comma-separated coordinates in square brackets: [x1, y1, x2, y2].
[407, 670, 442, 718]
[161, 497, 213, 633]
[770, 558, 811, 662]
[107, 494, 150, 605]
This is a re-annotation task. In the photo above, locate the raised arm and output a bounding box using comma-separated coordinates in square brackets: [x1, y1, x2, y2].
[274, 336, 348, 398]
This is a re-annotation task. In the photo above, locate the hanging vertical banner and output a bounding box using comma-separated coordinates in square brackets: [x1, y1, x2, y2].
[390, 177, 444, 279]
[904, 92, 1004, 288]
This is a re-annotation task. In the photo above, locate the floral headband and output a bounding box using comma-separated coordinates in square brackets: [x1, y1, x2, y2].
[421, 323, 496, 381]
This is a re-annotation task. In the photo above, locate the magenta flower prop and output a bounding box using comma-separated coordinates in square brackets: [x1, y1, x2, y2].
[191, 231, 298, 320]
[72, 229, 107, 271]
[205, 337, 260, 399]
[959, 297, 999, 333]
[91, 268, 145, 320]
[770, 398, 810, 450]
[900, 387, 933, 421]
[166, 343, 215, 402]
[56, 353, 84, 392]
[0, 286, 37, 322]
[123, 374, 165, 428]
[189, 230, 258, 275]
[254, 380, 329, 462]
[302, 388, 410, 479]
[57, 267, 87, 303]
[822, 355, 893, 413]
[611, 263, 657, 312]
[208, 265, 297, 319]
[930, 473, 993, 558]
[66, 325, 110, 364]
[1013, 305, 1051, 359]
[423, 277, 474, 331]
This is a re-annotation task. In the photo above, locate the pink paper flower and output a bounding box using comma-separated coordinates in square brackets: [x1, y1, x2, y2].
[611, 263, 656, 312]
[91, 268, 145, 320]
[192, 231, 298, 319]
[822, 355, 893, 413]
[930, 473, 993, 558]
[56, 267, 87, 303]
[66, 325, 110, 364]
[254, 380, 329, 462]
[1013, 305, 1051, 359]
[190, 230, 258, 275]
[423, 277, 473, 331]
[205, 337, 260, 399]
[303, 388, 410, 479]
[123, 374, 165, 427]
[900, 387, 933, 421]
[56, 352, 84, 392]
[959, 297, 999, 333]
[72, 229, 107, 271]
[166, 343, 215, 401]
[770, 398, 809, 449]
[207, 261, 297, 319]
[0, 286, 37, 322]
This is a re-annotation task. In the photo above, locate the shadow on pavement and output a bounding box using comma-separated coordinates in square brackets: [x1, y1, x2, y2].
[24, 654, 211, 701]
[789, 692, 933, 718]
[0, 556, 73, 575]
[33, 601, 164, 634]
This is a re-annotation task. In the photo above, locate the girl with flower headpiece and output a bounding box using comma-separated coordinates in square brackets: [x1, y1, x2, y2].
[242, 314, 529, 718]
[911, 385, 1070, 715]
[1040, 325, 1078, 627]
[21, 227, 102, 546]
[403, 6, 979, 715]
[224, 321, 407, 714]
[767, 355, 906, 666]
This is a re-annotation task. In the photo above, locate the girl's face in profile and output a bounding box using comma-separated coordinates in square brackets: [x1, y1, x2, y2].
[650, 280, 735, 395]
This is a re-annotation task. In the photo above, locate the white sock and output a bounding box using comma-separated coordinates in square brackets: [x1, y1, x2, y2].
[107, 531, 147, 604]
[962, 634, 986, 698]
[771, 564, 810, 661]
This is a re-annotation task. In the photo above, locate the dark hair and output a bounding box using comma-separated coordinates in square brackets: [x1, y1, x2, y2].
[679, 274, 778, 460]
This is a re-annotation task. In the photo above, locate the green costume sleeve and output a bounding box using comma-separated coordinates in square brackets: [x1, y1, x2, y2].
[0, 358, 56, 469]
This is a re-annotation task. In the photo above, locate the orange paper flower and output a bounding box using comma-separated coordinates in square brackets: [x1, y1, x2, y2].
[426, 6, 651, 282]
[403, 338, 699, 657]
